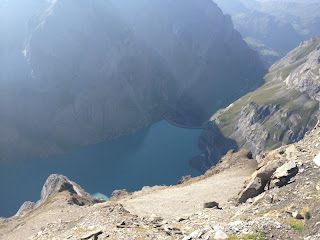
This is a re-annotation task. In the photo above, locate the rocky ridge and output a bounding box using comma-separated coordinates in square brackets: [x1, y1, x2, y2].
[11, 174, 103, 220]
[195, 36, 320, 172]
[1, 121, 320, 240]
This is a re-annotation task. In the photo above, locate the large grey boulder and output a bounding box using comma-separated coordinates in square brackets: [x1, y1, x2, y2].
[238, 160, 282, 203]
[238, 146, 301, 203]
[269, 160, 298, 189]
[237, 148, 288, 203]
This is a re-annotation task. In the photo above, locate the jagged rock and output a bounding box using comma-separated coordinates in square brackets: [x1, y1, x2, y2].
[12, 174, 104, 217]
[110, 189, 130, 201]
[38, 174, 92, 206]
[269, 160, 298, 189]
[14, 201, 35, 217]
[238, 157, 282, 203]
[177, 175, 192, 185]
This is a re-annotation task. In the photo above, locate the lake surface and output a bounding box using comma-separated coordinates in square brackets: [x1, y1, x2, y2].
[0, 120, 201, 217]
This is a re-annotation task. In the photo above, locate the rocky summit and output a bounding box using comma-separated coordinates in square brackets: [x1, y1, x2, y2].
[1, 121, 320, 239]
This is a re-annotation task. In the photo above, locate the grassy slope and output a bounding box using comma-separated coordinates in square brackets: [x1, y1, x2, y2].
[212, 38, 320, 152]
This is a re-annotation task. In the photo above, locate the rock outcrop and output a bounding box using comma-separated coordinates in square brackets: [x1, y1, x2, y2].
[13, 174, 103, 220]
[195, 36, 320, 172]
[269, 160, 298, 189]
[110, 190, 130, 201]
[0, 0, 265, 162]
[237, 147, 298, 203]
[37, 174, 94, 206]
[14, 201, 35, 218]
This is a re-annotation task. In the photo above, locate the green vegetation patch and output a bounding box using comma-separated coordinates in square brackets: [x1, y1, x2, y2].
[244, 37, 266, 49]
[305, 211, 311, 220]
[244, 37, 279, 58]
[226, 231, 266, 240]
[285, 218, 304, 233]
[261, 49, 279, 57]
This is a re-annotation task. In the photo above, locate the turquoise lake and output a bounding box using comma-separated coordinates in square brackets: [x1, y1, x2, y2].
[0, 121, 201, 217]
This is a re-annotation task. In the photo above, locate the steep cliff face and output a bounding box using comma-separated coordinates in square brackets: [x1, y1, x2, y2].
[0, 0, 265, 161]
[196, 37, 320, 172]
[110, 0, 265, 124]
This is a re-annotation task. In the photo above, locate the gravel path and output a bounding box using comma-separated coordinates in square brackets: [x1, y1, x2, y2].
[120, 167, 254, 220]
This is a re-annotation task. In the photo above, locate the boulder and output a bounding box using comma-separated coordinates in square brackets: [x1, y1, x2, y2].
[269, 160, 298, 189]
[204, 201, 221, 209]
[238, 160, 281, 203]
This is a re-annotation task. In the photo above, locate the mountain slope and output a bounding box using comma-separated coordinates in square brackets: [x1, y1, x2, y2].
[195, 36, 320, 172]
[214, 0, 320, 66]
[0, 0, 265, 162]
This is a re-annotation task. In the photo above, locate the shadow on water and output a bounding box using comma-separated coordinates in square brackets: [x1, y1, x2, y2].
[0, 120, 201, 217]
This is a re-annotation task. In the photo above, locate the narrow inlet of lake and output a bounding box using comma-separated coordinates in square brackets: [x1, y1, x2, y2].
[0, 120, 201, 217]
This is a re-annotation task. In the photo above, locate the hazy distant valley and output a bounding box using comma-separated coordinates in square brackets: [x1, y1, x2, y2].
[215, 0, 320, 65]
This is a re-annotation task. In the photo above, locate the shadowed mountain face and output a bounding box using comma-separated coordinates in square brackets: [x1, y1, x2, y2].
[0, 0, 265, 161]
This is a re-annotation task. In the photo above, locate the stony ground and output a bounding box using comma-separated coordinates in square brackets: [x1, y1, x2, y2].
[0, 123, 320, 240]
